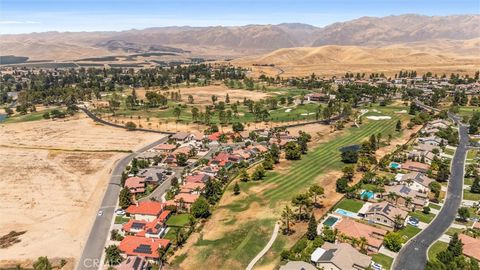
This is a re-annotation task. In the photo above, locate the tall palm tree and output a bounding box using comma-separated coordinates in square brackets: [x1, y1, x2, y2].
[393, 214, 404, 231]
[281, 205, 295, 234]
[359, 237, 368, 254]
[405, 197, 413, 208]
[387, 192, 397, 203]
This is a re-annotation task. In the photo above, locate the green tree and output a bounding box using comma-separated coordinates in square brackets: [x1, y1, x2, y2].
[322, 226, 336, 243]
[104, 245, 123, 266]
[458, 207, 470, 222]
[396, 120, 402, 131]
[173, 106, 182, 120]
[239, 169, 250, 182]
[191, 197, 211, 218]
[309, 184, 324, 206]
[336, 177, 349, 193]
[471, 175, 480, 193]
[251, 165, 266, 180]
[233, 182, 240, 195]
[285, 142, 301, 160]
[188, 94, 194, 104]
[33, 257, 52, 270]
[119, 187, 131, 209]
[191, 107, 199, 122]
[125, 121, 137, 131]
[291, 193, 312, 220]
[176, 153, 188, 166]
[307, 214, 317, 240]
[281, 205, 295, 235]
[383, 232, 402, 252]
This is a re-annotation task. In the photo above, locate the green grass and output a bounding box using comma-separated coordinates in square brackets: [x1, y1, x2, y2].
[444, 148, 455, 156]
[398, 225, 422, 243]
[114, 216, 130, 224]
[166, 213, 191, 227]
[3, 108, 60, 123]
[445, 227, 464, 236]
[428, 203, 442, 210]
[332, 199, 365, 213]
[465, 178, 474, 186]
[463, 190, 480, 201]
[428, 241, 448, 261]
[163, 228, 177, 240]
[467, 149, 478, 160]
[186, 109, 409, 268]
[371, 253, 394, 270]
[409, 211, 436, 223]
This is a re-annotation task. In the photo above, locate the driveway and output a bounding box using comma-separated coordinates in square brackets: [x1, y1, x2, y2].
[392, 121, 469, 270]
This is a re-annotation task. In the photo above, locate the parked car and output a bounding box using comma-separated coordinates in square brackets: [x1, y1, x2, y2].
[97, 210, 103, 216]
[115, 209, 125, 216]
[371, 262, 383, 270]
[407, 216, 419, 226]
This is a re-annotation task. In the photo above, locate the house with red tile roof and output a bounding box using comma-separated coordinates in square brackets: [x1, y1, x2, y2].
[126, 201, 164, 222]
[459, 234, 480, 261]
[401, 161, 430, 173]
[184, 173, 210, 183]
[122, 211, 171, 238]
[209, 152, 244, 168]
[334, 218, 388, 253]
[174, 193, 200, 210]
[119, 236, 170, 261]
[154, 143, 177, 153]
[208, 131, 223, 141]
[180, 182, 205, 194]
[248, 144, 269, 153]
[124, 177, 146, 194]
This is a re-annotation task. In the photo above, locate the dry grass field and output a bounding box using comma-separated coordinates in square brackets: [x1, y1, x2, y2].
[0, 115, 162, 267]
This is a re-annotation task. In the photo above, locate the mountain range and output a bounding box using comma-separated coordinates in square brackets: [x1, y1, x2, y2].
[0, 14, 479, 63]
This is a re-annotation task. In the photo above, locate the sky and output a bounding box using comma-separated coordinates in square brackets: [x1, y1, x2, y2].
[0, 0, 478, 34]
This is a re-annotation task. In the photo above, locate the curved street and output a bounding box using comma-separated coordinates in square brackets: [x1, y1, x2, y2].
[76, 136, 169, 270]
[393, 118, 469, 270]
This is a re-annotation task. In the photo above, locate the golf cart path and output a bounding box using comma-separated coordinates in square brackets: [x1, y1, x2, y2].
[246, 222, 280, 270]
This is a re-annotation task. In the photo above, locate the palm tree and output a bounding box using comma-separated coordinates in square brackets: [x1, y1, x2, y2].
[387, 192, 397, 204]
[359, 237, 368, 254]
[351, 237, 359, 248]
[405, 197, 413, 208]
[404, 178, 414, 187]
[157, 247, 167, 269]
[281, 205, 295, 234]
[291, 193, 313, 220]
[393, 214, 404, 231]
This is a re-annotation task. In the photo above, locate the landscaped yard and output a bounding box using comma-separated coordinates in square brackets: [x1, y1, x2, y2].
[398, 225, 422, 243]
[166, 213, 192, 227]
[332, 199, 365, 213]
[464, 177, 474, 186]
[467, 149, 478, 160]
[428, 203, 441, 210]
[463, 190, 480, 201]
[114, 216, 130, 224]
[443, 148, 455, 156]
[409, 211, 436, 223]
[428, 241, 448, 261]
[371, 253, 394, 270]
[445, 227, 464, 236]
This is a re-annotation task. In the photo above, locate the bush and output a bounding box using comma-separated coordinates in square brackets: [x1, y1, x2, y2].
[384, 232, 402, 252]
[423, 206, 431, 214]
[125, 121, 137, 130]
[191, 197, 211, 218]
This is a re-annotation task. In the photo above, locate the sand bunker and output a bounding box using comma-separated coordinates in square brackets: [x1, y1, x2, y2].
[366, 116, 392, 120]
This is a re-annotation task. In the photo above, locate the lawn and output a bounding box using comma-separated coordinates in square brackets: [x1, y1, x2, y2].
[464, 178, 474, 186]
[3, 107, 61, 123]
[371, 253, 394, 270]
[463, 190, 480, 201]
[398, 225, 422, 243]
[332, 199, 365, 213]
[409, 211, 436, 223]
[114, 216, 130, 224]
[443, 148, 455, 156]
[182, 109, 410, 269]
[467, 149, 478, 160]
[428, 203, 442, 210]
[166, 213, 192, 227]
[428, 241, 448, 261]
[445, 227, 464, 236]
[164, 227, 177, 240]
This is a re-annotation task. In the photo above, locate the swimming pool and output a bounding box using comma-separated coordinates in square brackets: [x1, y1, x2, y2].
[389, 162, 401, 169]
[360, 190, 375, 200]
[334, 208, 358, 218]
[322, 216, 339, 227]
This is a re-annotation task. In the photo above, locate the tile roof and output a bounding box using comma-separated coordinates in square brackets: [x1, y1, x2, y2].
[174, 193, 200, 204]
[366, 201, 408, 220]
[335, 218, 387, 249]
[125, 177, 145, 190]
[314, 242, 371, 269]
[459, 234, 480, 261]
[116, 256, 148, 270]
[126, 201, 164, 216]
[119, 236, 170, 259]
[185, 173, 210, 183]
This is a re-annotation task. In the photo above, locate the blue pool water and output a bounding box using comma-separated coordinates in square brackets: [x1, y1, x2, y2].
[389, 162, 401, 169]
[0, 114, 5, 122]
[360, 190, 375, 199]
[334, 208, 358, 218]
[323, 216, 339, 227]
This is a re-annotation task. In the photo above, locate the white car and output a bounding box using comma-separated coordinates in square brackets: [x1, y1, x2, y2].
[97, 210, 103, 216]
[115, 209, 125, 216]
[371, 262, 383, 270]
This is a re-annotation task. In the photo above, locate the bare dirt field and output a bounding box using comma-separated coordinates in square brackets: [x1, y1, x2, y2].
[0, 115, 162, 267]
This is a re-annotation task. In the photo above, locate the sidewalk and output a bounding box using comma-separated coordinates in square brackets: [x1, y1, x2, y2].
[379, 246, 398, 258]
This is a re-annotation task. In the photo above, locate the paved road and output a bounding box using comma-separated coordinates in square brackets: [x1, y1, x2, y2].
[393, 119, 469, 270]
[76, 136, 169, 270]
[246, 223, 280, 270]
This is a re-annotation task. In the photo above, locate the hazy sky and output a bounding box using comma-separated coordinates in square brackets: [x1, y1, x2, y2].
[0, 0, 478, 34]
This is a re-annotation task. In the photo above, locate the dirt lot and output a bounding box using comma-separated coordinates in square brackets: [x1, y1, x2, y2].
[0, 115, 162, 266]
[134, 85, 273, 105]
